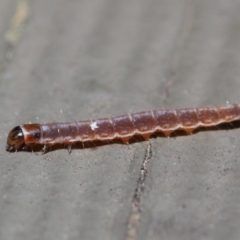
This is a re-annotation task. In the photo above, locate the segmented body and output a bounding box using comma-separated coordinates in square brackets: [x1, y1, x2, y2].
[6, 104, 240, 151]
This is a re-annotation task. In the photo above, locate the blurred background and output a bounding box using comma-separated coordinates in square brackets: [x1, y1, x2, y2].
[1, 0, 240, 240]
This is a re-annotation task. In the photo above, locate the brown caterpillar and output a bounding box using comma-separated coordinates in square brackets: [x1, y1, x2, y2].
[6, 104, 240, 153]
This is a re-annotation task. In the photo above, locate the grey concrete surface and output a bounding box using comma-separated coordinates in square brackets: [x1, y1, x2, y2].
[1, 0, 240, 240]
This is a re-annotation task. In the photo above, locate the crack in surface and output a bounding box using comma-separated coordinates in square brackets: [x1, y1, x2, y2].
[125, 142, 152, 240]
[5, 0, 31, 60]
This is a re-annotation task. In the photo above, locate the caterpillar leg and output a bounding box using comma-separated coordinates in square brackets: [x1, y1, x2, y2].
[67, 145, 73, 154]
[41, 145, 49, 154]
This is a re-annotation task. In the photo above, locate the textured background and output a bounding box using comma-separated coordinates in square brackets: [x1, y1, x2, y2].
[1, 0, 240, 240]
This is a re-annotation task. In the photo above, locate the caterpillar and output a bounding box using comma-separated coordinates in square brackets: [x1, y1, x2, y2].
[6, 104, 240, 153]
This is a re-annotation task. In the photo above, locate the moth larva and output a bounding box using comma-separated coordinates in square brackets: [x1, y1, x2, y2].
[6, 104, 240, 153]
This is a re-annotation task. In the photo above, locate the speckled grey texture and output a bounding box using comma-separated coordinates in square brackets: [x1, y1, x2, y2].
[1, 0, 240, 240]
